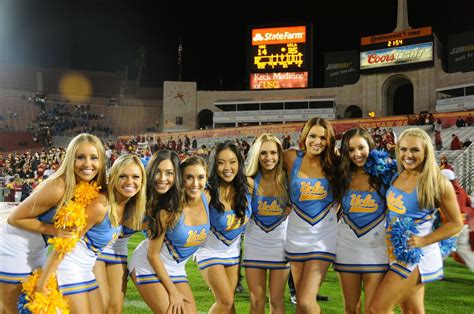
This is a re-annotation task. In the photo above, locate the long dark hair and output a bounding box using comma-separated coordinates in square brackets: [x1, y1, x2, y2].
[208, 141, 248, 224]
[337, 127, 383, 202]
[299, 116, 339, 190]
[146, 150, 181, 239]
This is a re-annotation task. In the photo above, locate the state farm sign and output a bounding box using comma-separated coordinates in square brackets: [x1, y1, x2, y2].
[360, 42, 433, 70]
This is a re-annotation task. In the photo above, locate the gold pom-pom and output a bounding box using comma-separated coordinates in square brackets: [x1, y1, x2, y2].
[74, 181, 100, 206]
[19, 181, 101, 313]
[54, 201, 87, 230]
[21, 269, 70, 314]
[22, 269, 42, 296]
[48, 236, 79, 258]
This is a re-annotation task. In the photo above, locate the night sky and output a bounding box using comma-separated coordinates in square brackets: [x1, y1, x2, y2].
[0, 0, 473, 90]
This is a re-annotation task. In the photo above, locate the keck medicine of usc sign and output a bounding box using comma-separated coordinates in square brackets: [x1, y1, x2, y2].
[248, 25, 311, 90]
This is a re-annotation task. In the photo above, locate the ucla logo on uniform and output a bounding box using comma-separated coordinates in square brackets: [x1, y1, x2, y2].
[226, 213, 249, 231]
[299, 181, 328, 201]
[257, 200, 283, 216]
[387, 191, 406, 214]
[184, 228, 207, 247]
[349, 194, 378, 213]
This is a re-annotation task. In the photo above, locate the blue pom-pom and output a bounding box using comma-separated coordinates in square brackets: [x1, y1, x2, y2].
[364, 149, 397, 186]
[432, 211, 458, 258]
[389, 217, 423, 265]
[439, 237, 457, 258]
[17, 292, 32, 314]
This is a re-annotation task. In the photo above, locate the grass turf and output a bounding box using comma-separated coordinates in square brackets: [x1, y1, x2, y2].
[123, 233, 474, 313]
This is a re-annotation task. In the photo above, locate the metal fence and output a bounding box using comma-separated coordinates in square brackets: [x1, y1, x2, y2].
[454, 143, 474, 194]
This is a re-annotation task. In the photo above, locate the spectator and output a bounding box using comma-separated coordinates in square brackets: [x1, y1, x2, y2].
[441, 169, 474, 272]
[192, 136, 198, 149]
[450, 134, 463, 150]
[176, 137, 183, 151]
[463, 138, 472, 148]
[282, 134, 291, 150]
[434, 118, 443, 133]
[466, 113, 473, 126]
[168, 135, 176, 150]
[427, 113, 435, 129]
[434, 130, 443, 150]
[407, 114, 417, 125]
[184, 135, 191, 150]
[439, 154, 454, 171]
[456, 117, 466, 128]
[417, 113, 426, 125]
[20, 179, 33, 201]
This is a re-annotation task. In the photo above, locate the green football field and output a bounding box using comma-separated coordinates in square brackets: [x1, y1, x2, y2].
[123, 233, 474, 313]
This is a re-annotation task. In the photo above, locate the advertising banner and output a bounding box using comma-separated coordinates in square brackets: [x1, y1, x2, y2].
[447, 30, 474, 73]
[249, 72, 308, 89]
[248, 23, 312, 89]
[360, 42, 433, 70]
[324, 50, 359, 87]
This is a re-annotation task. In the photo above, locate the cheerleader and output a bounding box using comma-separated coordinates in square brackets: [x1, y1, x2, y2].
[35, 154, 146, 313]
[283, 116, 339, 313]
[130, 156, 210, 313]
[369, 128, 463, 314]
[335, 128, 391, 314]
[93, 150, 178, 313]
[0, 133, 107, 313]
[243, 134, 290, 314]
[195, 141, 251, 314]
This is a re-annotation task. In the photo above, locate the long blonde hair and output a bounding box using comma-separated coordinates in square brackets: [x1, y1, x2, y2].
[396, 128, 449, 209]
[246, 133, 288, 202]
[44, 133, 107, 210]
[107, 154, 146, 229]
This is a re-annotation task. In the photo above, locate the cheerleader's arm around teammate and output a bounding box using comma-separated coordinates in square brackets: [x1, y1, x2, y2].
[0, 133, 107, 313]
[37, 154, 146, 314]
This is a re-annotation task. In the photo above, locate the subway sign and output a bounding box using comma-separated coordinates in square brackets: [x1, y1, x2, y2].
[248, 24, 312, 89]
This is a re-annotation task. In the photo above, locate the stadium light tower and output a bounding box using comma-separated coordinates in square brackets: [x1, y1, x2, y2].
[393, 0, 412, 32]
[178, 37, 183, 81]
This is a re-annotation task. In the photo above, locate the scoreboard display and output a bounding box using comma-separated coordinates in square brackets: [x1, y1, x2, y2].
[248, 24, 312, 90]
[360, 26, 433, 72]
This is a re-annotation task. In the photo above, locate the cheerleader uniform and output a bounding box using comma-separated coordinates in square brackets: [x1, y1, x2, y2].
[96, 226, 138, 264]
[56, 214, 122, 295]
[130, 193, 209, 284]
[195, 194, 252, 270]
[386, 174, 443, 283]
[335, 189, 388, 273]
[0, 206, 57, 284]
[285, 151, 337, 262]
[242, 173, 289, 269]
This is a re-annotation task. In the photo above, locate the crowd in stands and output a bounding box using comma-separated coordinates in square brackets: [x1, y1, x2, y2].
[29, 98, 113, 144]
[0, 148, 64, 201]
[1, 114, 473, 203]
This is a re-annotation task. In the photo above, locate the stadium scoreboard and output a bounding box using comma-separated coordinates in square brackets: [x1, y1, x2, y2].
[247, 24, 312, 90]
[360, 26, 433, 72]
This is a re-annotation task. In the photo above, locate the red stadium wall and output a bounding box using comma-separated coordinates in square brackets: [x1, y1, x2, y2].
[0, 132, 42, 153]
[120, 111, 473, 143]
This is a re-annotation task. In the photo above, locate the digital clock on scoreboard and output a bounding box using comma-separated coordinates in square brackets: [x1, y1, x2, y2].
[360, 26, 434, 71]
